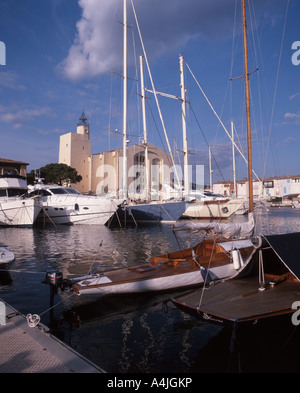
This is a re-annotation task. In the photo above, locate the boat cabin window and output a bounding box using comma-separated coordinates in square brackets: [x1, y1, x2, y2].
[49, 188, 68, 194]
[28, 189, 52, 197]
[0, 189, 7, 197]
[7, 188, 27, 197]
[63, 188, 81, 195]
[49, 187, 81, 195]
[204, 191, 224, 198]
[0, 167, 20, 177]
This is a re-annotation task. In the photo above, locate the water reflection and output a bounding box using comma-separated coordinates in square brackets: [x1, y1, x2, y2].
[1, 207, 300, 372]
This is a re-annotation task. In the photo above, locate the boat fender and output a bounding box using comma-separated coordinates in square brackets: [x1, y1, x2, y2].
[251, 236, 262, 249]
[231, 248, 243, 270]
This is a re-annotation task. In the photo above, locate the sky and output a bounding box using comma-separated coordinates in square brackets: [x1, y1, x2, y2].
[0, 0, 299, 185]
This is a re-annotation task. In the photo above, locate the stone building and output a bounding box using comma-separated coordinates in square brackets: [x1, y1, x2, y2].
[59, 112, 173, 198]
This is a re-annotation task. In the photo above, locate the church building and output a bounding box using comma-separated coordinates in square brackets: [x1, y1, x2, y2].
[59, 112, 173, 199]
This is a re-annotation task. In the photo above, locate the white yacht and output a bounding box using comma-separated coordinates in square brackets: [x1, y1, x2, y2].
[28, 180, 123, 225]
[0, 159, 41, 227]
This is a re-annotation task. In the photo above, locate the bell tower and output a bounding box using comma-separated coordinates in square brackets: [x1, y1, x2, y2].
[77, 110, 90, 139]
[59, 110, 91, 193]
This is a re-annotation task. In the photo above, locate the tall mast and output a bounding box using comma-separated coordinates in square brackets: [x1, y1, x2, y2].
[242, 0, 253, 212]
[209, 145, 212, 191]
[231, 121, 237, 197]
[179, 55, 189, 198]
[122, 0, 128, 198]
[139, 55, 150, 200]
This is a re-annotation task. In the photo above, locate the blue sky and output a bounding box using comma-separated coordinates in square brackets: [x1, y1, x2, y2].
[0, 0, 299, 185]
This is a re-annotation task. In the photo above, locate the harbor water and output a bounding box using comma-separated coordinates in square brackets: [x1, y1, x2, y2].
[1, 207, 300, 373]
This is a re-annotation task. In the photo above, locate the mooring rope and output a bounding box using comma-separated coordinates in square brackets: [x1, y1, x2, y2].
[26, 290, 75, 328]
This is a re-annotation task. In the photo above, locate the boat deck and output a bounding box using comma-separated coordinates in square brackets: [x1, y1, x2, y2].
[73, 255, 232, 292]
[103, 245, 254, 283]
[0, 299, 104, 373]
[173, 276, 300, 323]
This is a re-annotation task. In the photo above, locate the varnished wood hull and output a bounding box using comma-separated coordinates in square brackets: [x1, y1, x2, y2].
[72, 239, 255, 296]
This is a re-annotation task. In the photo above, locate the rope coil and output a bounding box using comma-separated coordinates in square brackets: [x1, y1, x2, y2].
[26, 313, 41, 328]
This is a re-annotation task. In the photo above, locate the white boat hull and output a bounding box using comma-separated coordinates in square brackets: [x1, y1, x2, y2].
[183, 198, 248, 219]
[37, 197, 120, 225]
[73, 263, 237, 296]
[0, 198, 41, 227]
[72, 238, 255, 297]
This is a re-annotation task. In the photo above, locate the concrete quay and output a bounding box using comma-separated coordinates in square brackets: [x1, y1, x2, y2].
[0, 299, 105, 373]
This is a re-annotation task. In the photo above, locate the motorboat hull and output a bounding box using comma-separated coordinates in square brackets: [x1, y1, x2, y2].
[37, 197, 121, 225]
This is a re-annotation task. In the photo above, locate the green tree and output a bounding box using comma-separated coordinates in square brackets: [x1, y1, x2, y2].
[27, 163, 82, 185]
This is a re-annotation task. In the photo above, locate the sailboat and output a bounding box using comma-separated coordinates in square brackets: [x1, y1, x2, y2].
[182, 196, 248, 220]
[110, 0, 190, 226]
[70, 0, 261, 297]
[173, 0, 300, 326]
[71, 219, 256, 296]
[179, 63, 248, 220]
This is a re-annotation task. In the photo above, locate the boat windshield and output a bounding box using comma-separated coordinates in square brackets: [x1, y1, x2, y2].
[28, 189, 51, 197]
[49, 187, 81, 195]
[63, 188, 81, 195]
[204, 191, 225, 198]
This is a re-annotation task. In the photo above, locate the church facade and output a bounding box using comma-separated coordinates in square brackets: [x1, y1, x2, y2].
[59, 112, 173, 199]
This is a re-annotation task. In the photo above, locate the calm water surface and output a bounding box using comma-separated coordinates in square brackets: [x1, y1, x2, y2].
[1, 207, 300, 373]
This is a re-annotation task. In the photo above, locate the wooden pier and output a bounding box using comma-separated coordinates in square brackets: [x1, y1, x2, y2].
[0, 299, 105, 373]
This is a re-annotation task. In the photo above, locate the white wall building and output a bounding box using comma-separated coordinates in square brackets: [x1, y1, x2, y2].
[213, 175, 300, 200]
[59, 112, 173, 199]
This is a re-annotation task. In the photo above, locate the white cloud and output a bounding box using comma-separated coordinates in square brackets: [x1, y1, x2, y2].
[284, 112, 300, 120]
[58, 0, 247, 81]
[289, 93, 300, 101]
[0, 71, 27, 90]
[0, 105, 53, 128]
[58, 0, 121, 81]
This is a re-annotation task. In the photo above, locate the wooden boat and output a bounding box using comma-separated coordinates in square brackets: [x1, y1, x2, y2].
[173, 0, 299, 327]
[173, 232, 300, 325]
[71, 0, 258, 298]
[71, 227, 256, 296]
